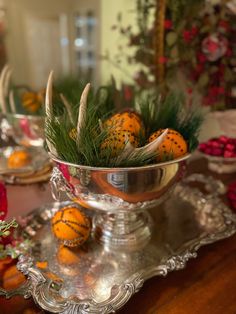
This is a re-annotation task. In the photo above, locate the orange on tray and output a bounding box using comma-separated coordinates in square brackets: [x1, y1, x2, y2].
[36, 261, 48, 269]
[2, 264, 26, 290]
[51, 206, 91, 247]
[7, 150, 31, 169]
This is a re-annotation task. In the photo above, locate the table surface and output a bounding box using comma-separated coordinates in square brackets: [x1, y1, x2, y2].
[0, 157, 236, 314]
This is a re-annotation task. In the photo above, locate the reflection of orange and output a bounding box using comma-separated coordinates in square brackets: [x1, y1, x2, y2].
[73, 198, 91, 209]
[44, 271, 63, 283]
[0, 256, 13, 274]
[51, 206, 91, 247]
[2, 265, 26, 290]
[7, 150, 31, 169]
[23, 308, 39, 314]
[92, 171, 165, 203]
[84, 273, 96, 286]
[148, 129, 187, 159]
[36, 261, 48, 269]
[57, 245, 80, 265]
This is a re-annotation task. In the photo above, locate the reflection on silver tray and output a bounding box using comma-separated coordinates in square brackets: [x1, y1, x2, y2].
[0, 146, 50, 182]
[2, 175, 236, 314]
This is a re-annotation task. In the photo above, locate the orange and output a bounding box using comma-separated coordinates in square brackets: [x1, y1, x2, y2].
[101, 130, 139, 157]
[22, 91, 42, 113]
[36, 261, 48, 269]
[2, 264, 26, 290]
[148, 128, 187, 160]
[51, 206, 91, 247]
[104, 111, 144, 136]
[7, 150, 31, 169]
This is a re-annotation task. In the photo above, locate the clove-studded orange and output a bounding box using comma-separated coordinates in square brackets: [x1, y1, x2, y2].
[148, 128, 187, 159]
[101, 130, 139, 157]
[22, 89, 45, 113]
[104, 110, 144, 136]
[51, 206, 91, 247]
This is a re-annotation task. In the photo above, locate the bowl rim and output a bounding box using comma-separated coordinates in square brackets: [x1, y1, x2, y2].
[49, 152, 190, 172]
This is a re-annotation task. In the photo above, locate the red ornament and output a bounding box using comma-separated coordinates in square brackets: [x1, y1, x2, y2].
[183, 30, 192, 43]
[219, 20, 230, 32]
[191, 26, 199, 37]
[158, 56, 168, 64]
[197, 52, 207, 64]
[164, 20, 172, 30]
[0, 182, 8, 220]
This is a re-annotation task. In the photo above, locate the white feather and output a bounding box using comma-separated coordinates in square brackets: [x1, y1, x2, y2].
[60, 93, 73, 124]
[45, 71, 53, 118]
[9, 90, 16, 113]
[77, 83, 91, 145]
[0, 64, 10, 113]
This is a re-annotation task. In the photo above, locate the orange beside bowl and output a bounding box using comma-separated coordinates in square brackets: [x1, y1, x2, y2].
[51, 206, 91, 247]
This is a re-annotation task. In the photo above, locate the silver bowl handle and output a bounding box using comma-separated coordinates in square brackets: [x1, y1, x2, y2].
[50, 167, 74, 201]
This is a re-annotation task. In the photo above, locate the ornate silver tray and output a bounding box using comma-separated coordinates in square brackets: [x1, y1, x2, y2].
[2, 175, 236, 313]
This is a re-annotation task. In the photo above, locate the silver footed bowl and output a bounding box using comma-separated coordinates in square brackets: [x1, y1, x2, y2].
[50, 154, 190, 249]
[6, 113, 45, 147]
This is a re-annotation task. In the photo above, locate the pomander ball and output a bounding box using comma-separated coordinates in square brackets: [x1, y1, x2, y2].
[51, 206, 91, 247]
[100, 130, 139, 157]
[104, 110, 144, 136]
[148, 128, 187, 159]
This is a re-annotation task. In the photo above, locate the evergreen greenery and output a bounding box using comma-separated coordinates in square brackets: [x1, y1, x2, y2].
[45, 81, 203, 168]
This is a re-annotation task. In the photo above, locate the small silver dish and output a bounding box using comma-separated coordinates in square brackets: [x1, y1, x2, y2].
[6, 113, 45, 147]
[0, 146, 50, 178]
[200, 152, 236, 174]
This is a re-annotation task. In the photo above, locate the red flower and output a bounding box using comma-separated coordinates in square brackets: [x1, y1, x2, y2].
[219, 20, 230, 31]
[183, 30, 192, 43]
[158, 56, 168, 64]
[197, 52, 207, 63]
[164, 20, 172, 30]
[202, 34, 228, 61]
[187, 88, 193, 95]
[195, 63, 204, 74]
[123, 85, 133, 102]
[226, 47, 232, 57]
[218, 86, 225, 95]
[207, 41, 219, 53]
[191, 26, 199, 37]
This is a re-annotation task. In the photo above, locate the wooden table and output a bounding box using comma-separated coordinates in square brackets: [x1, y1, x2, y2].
[0, 158, 236, 314]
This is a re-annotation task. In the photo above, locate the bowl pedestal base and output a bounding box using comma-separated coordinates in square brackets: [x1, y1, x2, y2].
[93, 211, 153, 250]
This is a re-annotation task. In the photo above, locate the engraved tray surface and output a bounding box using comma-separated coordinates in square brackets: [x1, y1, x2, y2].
[6, 176, 236, 314]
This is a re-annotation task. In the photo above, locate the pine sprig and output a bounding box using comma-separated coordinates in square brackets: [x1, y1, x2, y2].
[0, 219, 18, 238]
[138, 91, 203, 148]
